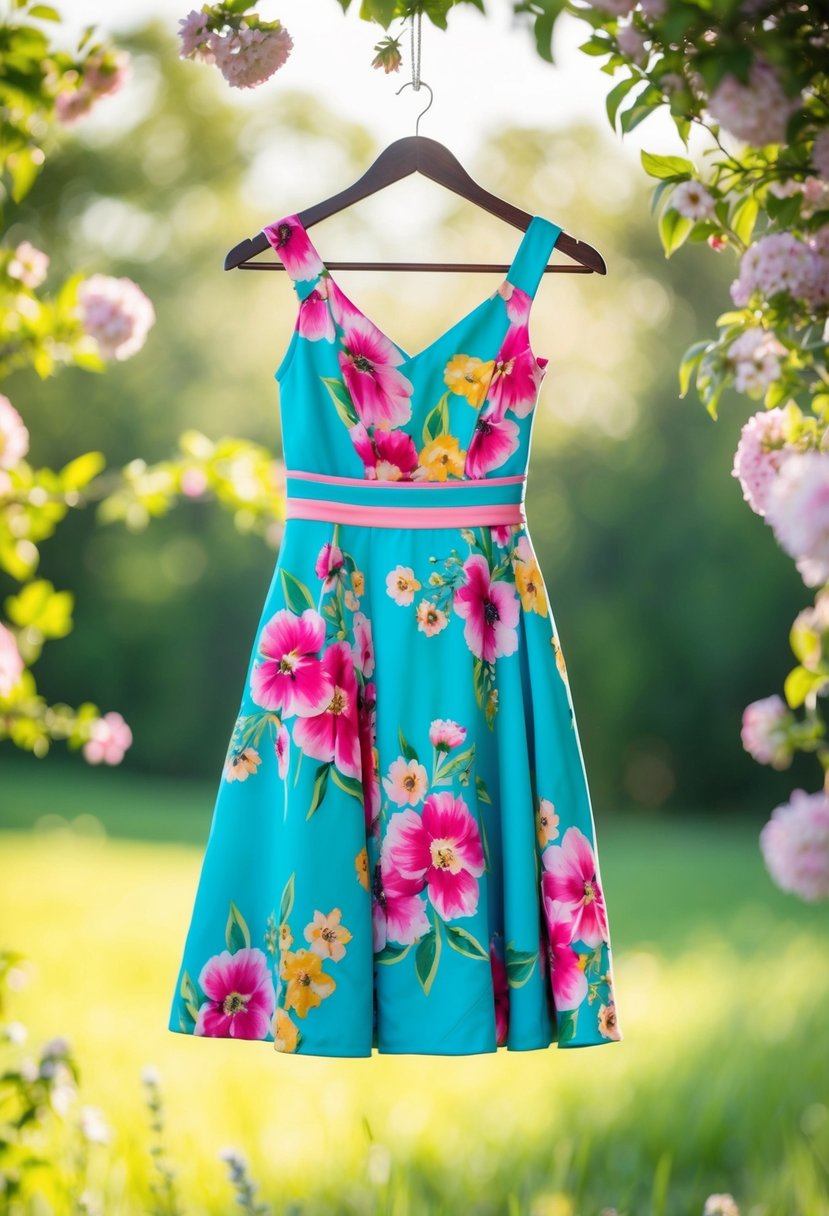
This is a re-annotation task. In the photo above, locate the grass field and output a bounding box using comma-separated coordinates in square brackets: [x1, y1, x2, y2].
[2, 759, 828, 1215]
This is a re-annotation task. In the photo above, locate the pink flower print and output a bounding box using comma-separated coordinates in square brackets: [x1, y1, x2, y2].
[292, 641, 361, 778]
[194, 947, 275, 1039]
[359, 682, 380, 830]
[373, 428, 422, 481]
[250, 608, 333, 718]
[453, 553, 520, 662]
[386, 565, 422, 606]
[497, 280, 532, 325]
[542, 898, 588, 1013]
[351, 611, 375, 677]
[274, 724, 290, 779]
[491, 523, 515, 547]
[339, 316, 414, 428]
[327, 277, 365, 331]
[349, 421, 378, 475]
[315, 541, 344, 591]
[383, 756, 429, 806]
[486, 327, 545, 420]
[428, 719, 467, 750]
[373, 855, 430, 949]
[415, 599, 449, 636]
[264, 217, 325, 282]
[465, 412, 520, 478]
[489, 936, 509, 1046]
[384, 792, 485, 921]
[298, 278, 335, 342]
[541, 826, 609, 947]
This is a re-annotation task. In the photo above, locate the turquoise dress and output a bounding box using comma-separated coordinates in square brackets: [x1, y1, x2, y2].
[167, 213, 624, 1056]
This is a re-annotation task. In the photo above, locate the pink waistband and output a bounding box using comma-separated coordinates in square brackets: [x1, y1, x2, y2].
[285, 497, 526, 529]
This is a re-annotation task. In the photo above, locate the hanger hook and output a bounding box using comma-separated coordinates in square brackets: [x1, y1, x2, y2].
[395, 78, 434, 137]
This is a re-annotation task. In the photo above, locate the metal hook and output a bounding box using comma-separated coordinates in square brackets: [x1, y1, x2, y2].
[395, 79, 434, 136]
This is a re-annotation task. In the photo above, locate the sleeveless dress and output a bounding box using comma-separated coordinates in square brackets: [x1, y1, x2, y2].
[166, 213, 624, 1057]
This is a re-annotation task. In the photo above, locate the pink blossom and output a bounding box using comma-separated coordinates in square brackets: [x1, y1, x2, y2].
[465, 412, 520, 478]
[765, 452, 829, 586]
[485, 327, 544, 420]
[490, 936, 509, 1046]
[727, 328, 787, 397]
[373, 852, 430, 949]
[741, 694, 794, 769]
[292, 641, 361, 778]
[592, 0, 635, 15]
[813, 129, 829, 180]
[264, 217, 325, 282]
[542, 898, 588, 1011]
[373, 428, 422, 480]
[382, 756, 429, 806]
[195, 947, 275, 1039]
[297, 278, 335, 342]
[671, 180, 716, 221]
[541, 826, 609, 947]
[428, 719, 467, 750]
[616, 22, 648, 66]
[0, 622, 24, 698]
[180, 466, 208, 497]
[730, 232, 820, 307]
[7, 241, 49, 290]
[0, 395, 29, 468]
[250, 608, 332, 717]
[207, 22, 293, 90]
[384, 792, 485, 921]
[639, 0, 666, 17]
[805, 226, 829, 308]
[339, 317, 414, 429]
[315, 541, 344, 591]
[82, 711, 133, 765]
[274, 723, 290, 779]
[491, 523, 514, 547]
[731, 407, 793, 516]
[55, 50, 131, 125]
[707, 59, 801, 147]
[77, 274, 155, 360]
[759, 788, 829, 902]
[708, 234, 728, 252]
[703, 1196, 740, 1216]
[453, 553, 520, 662]
[177, 9, 212, 60]
[496, 281, 532, 325]
[351, 610, 375, 677]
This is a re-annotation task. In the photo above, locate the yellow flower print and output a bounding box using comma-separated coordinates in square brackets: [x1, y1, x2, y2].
[418, 435, 466, 481]
[443, 354, 495, 407]
[280, 948, 336, 1019]
[304, 908, 353, 962]
[514, 555, 548, 616]
[536, 797, 560, 848]
[224, 747, 262, 782]
[351, 569, 365, 596]
[551, 633, 568, 684]
[355, 846, 370, 891]
[279, 921, 293, 952]
[272, 1007, 299, 1052]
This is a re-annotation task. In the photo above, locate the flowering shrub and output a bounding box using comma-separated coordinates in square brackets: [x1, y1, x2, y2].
[178, 4, 293, 88]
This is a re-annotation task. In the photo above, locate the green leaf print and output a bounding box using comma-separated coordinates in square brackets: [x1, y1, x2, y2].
[421, 391, 450, 446]
[398, 726, 419, 764]
[279, 872, 295, 924]
[225, 900, 251, 953]
[445, 925, 489, 961]
[331, 769, 365, 804]
[472, 656, 498, 729]
[280, 569, 315, 615]
[415, 925, 441, 996]
[505, 942, 538, 988]
[179, 970, 200, 1024]
[321, 376, 360, 428]
[556, 1007, 578, 1044]
[307, 761, 332, 818]
[375, 941, 414, 964]
[475, 774, 492, 805]
[435, 742, 476, 784]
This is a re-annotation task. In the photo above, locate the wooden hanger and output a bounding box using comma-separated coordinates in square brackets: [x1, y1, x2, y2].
[225, 88, 606, 276]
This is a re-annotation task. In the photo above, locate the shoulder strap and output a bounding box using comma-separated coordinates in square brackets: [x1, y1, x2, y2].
[263, 214, 327, 301]
[505, 216, 562, 300]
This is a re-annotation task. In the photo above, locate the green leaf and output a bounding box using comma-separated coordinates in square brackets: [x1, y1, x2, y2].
[578, 33, 614, 56]
[59, 450, 106, 491]
[5, 579, 73, 638]
[359, 0, 397, 29]
[677, 340, 710, 399]
[280, 569, 315, 614]
[784, 664, 827, 710]
[374, 941, 413, 964]
[415, 926, 440, 995]
[29, 4, 61, 17]
[445, 925, 489, 961]
[606, 76, 641, 131]
[421, 392, 450, 446]
[506, 941, 539, 987]
[556, 1007, 577, 1044]
[731, 195, 758, 247]
[331, 768, 365, 803]
[658, 206, 693, 257]
[179, 970, 200, 1023]
[475, 774, 492, 805]
[321, 377, 359, 428]
[279, 872, 295, 924]
[307, 762, 332, 818]
[398, 725, 419, 764]
[435, 743, 476, 782]
[640, 150, 695, 181]
[225, 900, 251, 953]
[618, 84, 663, 134]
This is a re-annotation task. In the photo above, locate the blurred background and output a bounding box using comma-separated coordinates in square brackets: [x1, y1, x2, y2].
[1, 4, 826, 1214]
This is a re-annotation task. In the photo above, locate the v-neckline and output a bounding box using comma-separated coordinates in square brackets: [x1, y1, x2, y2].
[293, 214, 543, 367]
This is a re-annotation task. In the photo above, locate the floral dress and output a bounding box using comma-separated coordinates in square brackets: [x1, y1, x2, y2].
[167, 213, 624, 1056]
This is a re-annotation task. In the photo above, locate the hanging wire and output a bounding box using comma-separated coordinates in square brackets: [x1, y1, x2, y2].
[395, 10, 433, 135]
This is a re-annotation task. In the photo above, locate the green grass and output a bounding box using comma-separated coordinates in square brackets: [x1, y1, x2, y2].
[1, 762, 828, 1215]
